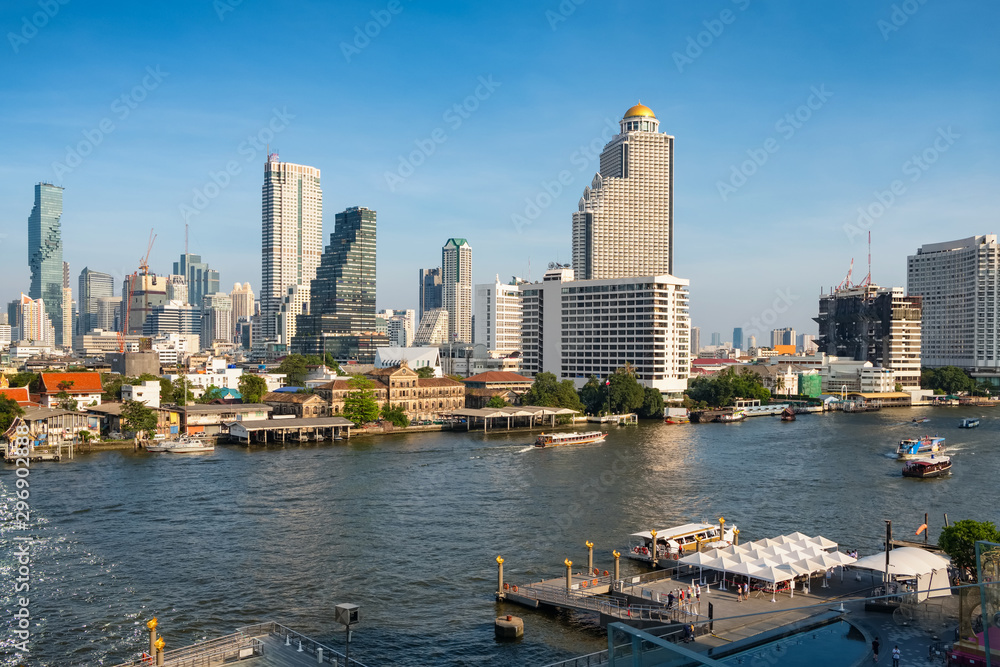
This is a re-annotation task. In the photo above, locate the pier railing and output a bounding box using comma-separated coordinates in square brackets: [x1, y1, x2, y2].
[111, 631, 262, 667]
[517, 576, 705, 625]
[239, 620, 368, 667]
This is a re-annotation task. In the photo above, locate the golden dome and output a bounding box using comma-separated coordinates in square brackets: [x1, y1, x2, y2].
[623, 103, 656, 119]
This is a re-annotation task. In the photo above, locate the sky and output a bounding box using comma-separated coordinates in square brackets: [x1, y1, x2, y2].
[1, 0, 998, 344]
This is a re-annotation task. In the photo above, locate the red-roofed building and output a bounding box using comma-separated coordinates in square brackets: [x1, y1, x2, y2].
[39, 372, 104, 408]
[0, 376, 36, 407]
[462, 371, 534, 409]
[690, 358, 741, 377]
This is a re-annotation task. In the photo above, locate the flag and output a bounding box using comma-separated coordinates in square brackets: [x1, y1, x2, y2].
[915, 523, 927, 535]
[605, 380, 610, 386]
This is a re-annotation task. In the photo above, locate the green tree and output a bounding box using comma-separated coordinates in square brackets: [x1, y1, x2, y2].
[0, 395, 25, 433]
[608, 368, 644, 414]
[416, 366, 435, 379]
[277, 354, 310, 386]
[486, 394, 508, 408]
[686, 367, 770, 407]
[172, 378, 194, 406]
[101, 373, 126, 402]
[56, 380, 78, 411]
[921, 366, 976, 395]
[77, 429, 93, 444]
[7, 372, 40, 392]
[522, 372, 584, 412]
[121, 400, 158, 438]
[638, 386, 665, 419]
[158, 377, 176, 404]
[197, 385, 223, 403]
[238, 374, 269, 404]
[380, 402, 410, 427]
[579, 375, 605, 415]
[342, 376, 381, 426]
[939, 519, 1000, 581]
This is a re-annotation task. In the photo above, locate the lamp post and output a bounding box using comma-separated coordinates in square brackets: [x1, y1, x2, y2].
[613, 550, 620, 582]
[335, 603, 360, 665]
[496, 556, 504, 599]
[565, 559, 573, 594]
[586, 541, 594, 572]
[650, 529, 658, 567]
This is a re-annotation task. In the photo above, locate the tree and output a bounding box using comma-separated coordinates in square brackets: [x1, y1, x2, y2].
[78, 429, 93, 444]
[579, 375, 604, 415]
[638, 386, 665, 419]
[921, 366, 976, 395]
[381, 402, 410, 428]
[8, 372, 40, 393]
[121, 400, 158, 438]
[521, 372, 584, 412]
[158, 377, 176, 404]
[277, 354, 310, 386]
[416, 366, 435, 379]
[238, 374, 269, 404]
[342, 376, 380, 426]
[101, 373, 126, 402]
[486, 394, 508, 408]
[0, 395, 25, 433]
[608, 368, 644, 414]
[939, 519, 1000, 582]
[172, 378, 194, 406]
[56, 380, 78, 411]
[686, 367, 770, 407]
[197, 385, 223, 403]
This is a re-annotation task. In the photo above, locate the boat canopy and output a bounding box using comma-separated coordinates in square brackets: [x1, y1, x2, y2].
[629, 523, 718, 542]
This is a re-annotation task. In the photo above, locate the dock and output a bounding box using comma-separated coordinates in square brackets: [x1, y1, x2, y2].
[227, 417, 354, 444]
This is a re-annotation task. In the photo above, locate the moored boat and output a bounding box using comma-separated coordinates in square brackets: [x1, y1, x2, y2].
[959, 417, 980, 428]
[625, 522, 738, 564]
[147, 435, 214, 454]
[714, 409, 745, 423]
[534, 431, 606, 448]
[896, 436, 945, 460]
[780, 406, 796, 422]
[902, 455, 951, 478]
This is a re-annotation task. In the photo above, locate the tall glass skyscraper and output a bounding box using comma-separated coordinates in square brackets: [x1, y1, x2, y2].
[418, 267, 443, 324]
[78, 267, 115, 336]
[173, 253, 220, 309]
[28, 183, 65, 345]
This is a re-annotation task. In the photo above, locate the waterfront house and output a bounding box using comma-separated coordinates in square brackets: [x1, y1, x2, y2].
[172, 404, 272, 436]
[39, 372, 103, 408]
[262, 392, 330, 418]
[85, 403, 179, 438]
[19, 407, 99, 446]
[462, 371, 534, 408]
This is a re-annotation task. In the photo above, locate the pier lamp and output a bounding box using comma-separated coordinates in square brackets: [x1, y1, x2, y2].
[496, 556, 504, 598]
[154, 637, 165, 667]
[564, 559, 573, 594]
[335, 603, 360, 665]
[586, 541, 594, 572]
[650, 530, 658, 565]
[613, 550, 621, 582]
[147, 617, 158, 657]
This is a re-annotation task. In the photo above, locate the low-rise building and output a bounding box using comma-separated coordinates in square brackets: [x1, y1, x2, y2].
[315, 364, 464, 421]
[85, 403, 178, 438]
[261, 392, 330, 418]
[122, 380, 161, 409]
[462, 371, 533, 408]
[174, 404, 272, 436]
[39, 371, 103, 408]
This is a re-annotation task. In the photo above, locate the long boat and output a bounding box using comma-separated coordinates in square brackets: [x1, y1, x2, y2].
[959, 417, 980, 428]
[534, 431, 606, 448]
[146, 435, 214, 454]
[625, 522, 737, 564]
[896, 436, 945, 460]
[902, 456, 951, 479]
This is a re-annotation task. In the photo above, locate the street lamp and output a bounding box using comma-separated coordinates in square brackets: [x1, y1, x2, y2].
[335, 603, 360, 664]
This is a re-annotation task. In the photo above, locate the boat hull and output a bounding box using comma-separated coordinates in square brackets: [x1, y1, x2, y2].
[534, 432, 607, 448]
[902, 463, 951, 478]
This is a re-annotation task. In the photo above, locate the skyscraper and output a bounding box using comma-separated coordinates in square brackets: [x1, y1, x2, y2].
[261, 153, 323, 345]
[732, 327, 743, 351]
[173, 253, 220, 309]
[62, 261, 72, 349]
[230, 282, 255, 342]
[78, 268, 114, 336]
[442, 238, 472, 343]
[28, 183, 65, 345]
[690, 326, 700, 356]
[771, 328, 796, 347]
[292, 206, 378, 356]
[201, 292, 233, 349]
[418, 267, 443, 323]
[572, 103, 674, 280]
[14, 294, 55, 345]
[474, 276, 524, 355]
[710, 332, 722, 347]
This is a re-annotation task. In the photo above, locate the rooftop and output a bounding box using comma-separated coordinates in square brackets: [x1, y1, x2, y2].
[39, 371, 103, 394]
[463, 371, 533, 384]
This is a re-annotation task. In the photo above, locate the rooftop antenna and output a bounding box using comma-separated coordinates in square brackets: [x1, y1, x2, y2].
[185, 222, 189, 257]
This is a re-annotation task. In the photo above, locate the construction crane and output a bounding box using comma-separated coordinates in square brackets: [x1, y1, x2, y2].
[836, 258, 854, 291]
[117, 229, 156, 354]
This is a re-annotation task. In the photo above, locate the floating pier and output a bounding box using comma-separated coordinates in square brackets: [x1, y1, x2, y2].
[227, 417, 353, 445]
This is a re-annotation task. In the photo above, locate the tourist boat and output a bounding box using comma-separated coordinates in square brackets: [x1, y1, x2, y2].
[534, 431, 607, 448]
[146, 435, 214, 454]
[902, 455, 951, 479]
[780, 407, 796, 422]
[714, 409, 746, 423]
[896, 436, 945, 460]
[625, 522, 738, 564]
[959, 417, 980, 428]
[664, 415, 690, 425]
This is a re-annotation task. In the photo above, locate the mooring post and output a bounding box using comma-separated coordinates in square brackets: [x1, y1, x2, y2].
[147, 618, 158, 657]
[613, 550, 620, 582]
[586, 541, 594, 573]
[155, 637, 165, 666]
[565, 559, 573, 594]
[650, 530, 658, 567]
[734, 528, 740, 546]
[496, 556, 504, 598]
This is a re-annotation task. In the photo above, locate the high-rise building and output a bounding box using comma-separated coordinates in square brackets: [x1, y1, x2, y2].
[230, 282, 255, 342]
[28, 183, 65, 345]
[173, 253, 219, 308]
[771, 328, 796, 347]
[96, 296, 122, 332]
[123, 274, 169, 334]
[78, 268, 114, 336]
[571, 103, 674, 280]
[61, 261, 72, 350]
[710, 332, 722, 347]
[413, 309, 449, 346]
[142, 301, 201, 337]
[166, 275, 188, 303]
[474, 276, 524, 356]
[14, 294, 55, 345]
[690, 326, 700, 356]
[419, 268, 443, 323]
[378, 309, 416, 348]
[815, 284, 922, 389]
[907, 235, 1000, 376]
[732, 327, 744, 351]
[201, 293, 233, 350]
[798, 333, 817, 354]
[292, 206, 377, 356]
[261, 153, 323, 345]
[521, 269, 690, 393]
[442, 238, 472, 343]
[747, 334, 757, 350]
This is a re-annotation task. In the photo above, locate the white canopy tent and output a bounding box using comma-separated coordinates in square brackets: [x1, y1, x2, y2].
[851, 548, 952, 601]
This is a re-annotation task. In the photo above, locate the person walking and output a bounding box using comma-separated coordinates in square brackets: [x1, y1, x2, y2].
[891, 645, 900, 667]
[872, 636, 880, 663]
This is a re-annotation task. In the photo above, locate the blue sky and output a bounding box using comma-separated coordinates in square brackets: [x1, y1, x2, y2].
[1, 0, 997, 342]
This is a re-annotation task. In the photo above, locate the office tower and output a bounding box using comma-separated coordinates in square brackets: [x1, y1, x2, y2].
[521, 268, 690, 393]
[123, 274, 169, 334]
[166, 275, 188, 303]
[61, 261, 72, 349]
[419, 267, 443, 323]
[710, 332, 722, 347]
[201, 293, 233, 350]
[798, 334, 817, 354]
[173, 254, 219, 308]
[28, 183, 65, 344]
[571, 103, 674, 280]
[732, 327, 743, 351]
[690, 326, 700, 356]
[261, 153, 323, 345]
[142, 301, 201, 337]
[379, 309, 416, 348]
[96, 296, 122, 332]
[292, 206, 378, 357]
[747, 334, 757, 349]
[771, 328, 795, 347]
[908, 235, 1000, 374]
[14, 294, 55, 345]
[230, 282, 255, 342]
[815, 285, 922, 389]
[78, 268, 114, 336]
[413, 309, 449, 346]
[474, 276, 524, 355]
[442, 238, 472, 343]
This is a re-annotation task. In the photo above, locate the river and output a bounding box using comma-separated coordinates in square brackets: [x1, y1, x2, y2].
[1, 407, 996, 666]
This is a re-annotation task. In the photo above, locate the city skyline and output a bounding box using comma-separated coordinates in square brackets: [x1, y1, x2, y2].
[2, 1, 998, 338]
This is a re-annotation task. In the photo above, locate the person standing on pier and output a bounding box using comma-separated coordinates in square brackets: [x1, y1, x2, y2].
[891, 645, 900, 667]
[872, 636, 880, 663]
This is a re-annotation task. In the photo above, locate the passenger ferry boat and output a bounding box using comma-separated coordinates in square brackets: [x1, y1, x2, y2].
[625, 522, 737, 564]
[959, 417, 980, 428]
[896, 436, 945, 460]
[902, 455, 951, 479]
[534, 431, 606, 448]
[715, 409, 746, 423]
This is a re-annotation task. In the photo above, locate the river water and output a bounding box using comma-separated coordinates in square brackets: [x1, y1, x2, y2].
[2, 407, 997, 666]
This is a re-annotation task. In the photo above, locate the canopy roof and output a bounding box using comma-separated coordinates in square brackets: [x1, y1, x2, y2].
[678, 532, 855, 581]
[630, 523, 718, 541]
[852, 547, 950, 577]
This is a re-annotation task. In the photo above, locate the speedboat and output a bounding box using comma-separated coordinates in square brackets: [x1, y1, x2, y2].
[902, 455, 951, 478]
[896, 436, 945, 460]
[959, 417, 980, 429]
[715, 409, 745, 423]
[146, 435, 214, 454]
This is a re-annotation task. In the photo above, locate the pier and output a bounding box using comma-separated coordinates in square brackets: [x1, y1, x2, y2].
[227, 417, 354, 444]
